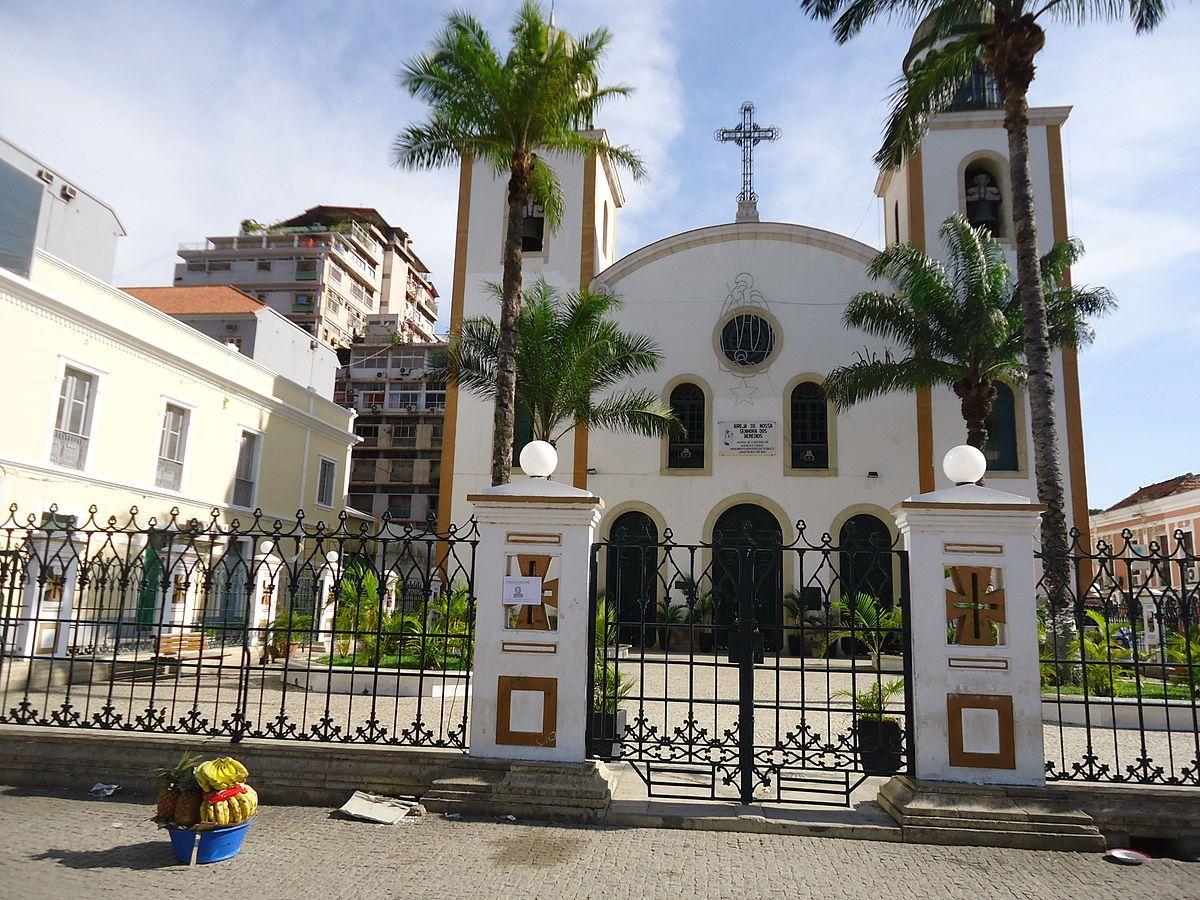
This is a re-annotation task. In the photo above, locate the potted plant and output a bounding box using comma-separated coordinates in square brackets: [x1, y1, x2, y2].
[590, 659, 634, 757]
[836, 679, 905, 775]
[817, 593, 902, 670]
[155, 755, 259, 864]
[783, 587, 825, 656]
[691, 591, 716, 653]
[267, 610, 313, 661]
[657, 598, 686, 652]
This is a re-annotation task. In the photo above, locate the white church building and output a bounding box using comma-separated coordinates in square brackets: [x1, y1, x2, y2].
[437, 53, 1091, 601]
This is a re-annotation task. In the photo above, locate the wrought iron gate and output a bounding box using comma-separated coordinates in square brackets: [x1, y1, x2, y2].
[586, 516, 913, 806]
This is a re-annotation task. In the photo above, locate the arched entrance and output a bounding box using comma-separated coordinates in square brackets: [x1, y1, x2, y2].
[606, 511, 659, 646]
[838, 514, 895, 605]
[712, 503, 783, 652]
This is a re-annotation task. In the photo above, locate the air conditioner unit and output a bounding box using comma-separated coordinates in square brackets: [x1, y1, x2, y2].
[60, 184, 77, 202]
[402, 404, 415, 412]
[398, 367, 409, 375]
[376, 371, 386, 379]
[369, 404, 381, 413]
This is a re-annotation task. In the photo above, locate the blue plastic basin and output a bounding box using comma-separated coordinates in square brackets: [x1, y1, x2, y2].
[168, 818, 254, 864]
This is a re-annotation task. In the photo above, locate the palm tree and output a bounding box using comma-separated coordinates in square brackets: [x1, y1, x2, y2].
[823, 213, 1113, 453]
[395, 2, 646, 485]
[431, 279, 677, 453]
[799, 0, 1169, 578]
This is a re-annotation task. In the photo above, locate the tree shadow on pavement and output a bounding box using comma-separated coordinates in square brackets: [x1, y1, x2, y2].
[31, 842, 177, 871]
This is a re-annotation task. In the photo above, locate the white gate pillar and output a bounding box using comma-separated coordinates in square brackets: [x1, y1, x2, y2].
[14, 536, 83, 659]
[250, 540, 284, 642]
[468, 444, 603, 763]
[893, 447, 1046, 786]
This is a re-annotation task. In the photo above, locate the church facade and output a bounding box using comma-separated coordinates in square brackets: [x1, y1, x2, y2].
[436, 94, 1091, 588]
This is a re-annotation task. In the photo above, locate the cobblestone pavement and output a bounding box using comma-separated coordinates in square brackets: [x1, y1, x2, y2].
[0, 788, 1197, 900]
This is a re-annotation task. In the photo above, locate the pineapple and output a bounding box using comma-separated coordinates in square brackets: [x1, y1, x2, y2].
[173, 790, 204, 827]
[154, 753, 201, 824]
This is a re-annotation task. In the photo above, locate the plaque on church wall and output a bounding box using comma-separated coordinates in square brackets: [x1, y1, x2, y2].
[718, 420, 777, 455]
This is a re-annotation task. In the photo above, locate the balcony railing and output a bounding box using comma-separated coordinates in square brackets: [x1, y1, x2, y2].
[232, 477, 255, 508]
[50, 430, 88, 470]
[156, 457, 183, 491]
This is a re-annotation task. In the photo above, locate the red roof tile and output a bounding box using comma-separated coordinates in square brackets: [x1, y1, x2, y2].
[1106, 473, 1200, 512]
[125, 285, 264, 316]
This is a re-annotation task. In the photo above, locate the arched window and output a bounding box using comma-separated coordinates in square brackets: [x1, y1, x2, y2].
[668, 383, 704, 469]
[984, 382, 1019, 471]
[838, 514, 894, 606]
[606, 511, 659, 646]
[964, 161, 1004, 236]
[511, 405, 533, 465]
[790, 382, 829, 469]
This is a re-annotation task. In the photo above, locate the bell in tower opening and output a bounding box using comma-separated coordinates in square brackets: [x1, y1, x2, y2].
[964, 165, 1003, 235]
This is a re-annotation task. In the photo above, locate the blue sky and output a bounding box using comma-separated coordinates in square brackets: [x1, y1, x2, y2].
[2, 0, 1197, 507]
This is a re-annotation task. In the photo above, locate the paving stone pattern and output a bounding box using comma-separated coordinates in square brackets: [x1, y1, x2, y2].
[0, 788, 1197, 900]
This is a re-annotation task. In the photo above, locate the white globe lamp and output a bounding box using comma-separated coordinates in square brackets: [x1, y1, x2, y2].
[519, 440, 558, 479]
[943, 445, 987, 486]
[258, 540, 275, 556]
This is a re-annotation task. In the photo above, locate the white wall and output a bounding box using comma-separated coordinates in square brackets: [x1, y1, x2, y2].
[0, 135, 123, 281]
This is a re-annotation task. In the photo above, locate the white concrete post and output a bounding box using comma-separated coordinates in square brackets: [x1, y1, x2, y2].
[250, 540, 284, 641]
[317, 550, 340, 643]
[13, 537, 83, 659]
[468, 452, 603, 763]
[165, 540, 201, 632]
[893, 448, 1046, 786]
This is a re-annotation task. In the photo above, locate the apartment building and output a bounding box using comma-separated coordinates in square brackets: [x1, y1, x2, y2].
[0, 135, 125, 281]
[125, 285, 340, 398]
[174, 205, 439, 349]
[337, 318, 446, 524]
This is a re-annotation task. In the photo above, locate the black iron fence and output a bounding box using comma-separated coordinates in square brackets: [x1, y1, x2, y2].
[0, 506, 477, 750]
[587, 517, 912, 806]
[1039, 529, 1199, 785]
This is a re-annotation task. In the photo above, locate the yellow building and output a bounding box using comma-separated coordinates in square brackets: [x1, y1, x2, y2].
[0, 250, 359, 529]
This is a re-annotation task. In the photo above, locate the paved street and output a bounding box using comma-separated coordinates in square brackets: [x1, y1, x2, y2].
[0, 787, 1196, 900]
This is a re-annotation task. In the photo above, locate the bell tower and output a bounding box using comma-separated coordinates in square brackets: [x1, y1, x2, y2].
[437, 133, 626, 533]
[874, 22, 1091, 545]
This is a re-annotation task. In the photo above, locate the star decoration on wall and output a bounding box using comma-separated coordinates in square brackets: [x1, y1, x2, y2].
[730, 378, 758, 407]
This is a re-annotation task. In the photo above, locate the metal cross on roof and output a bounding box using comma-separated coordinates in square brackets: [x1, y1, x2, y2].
[714, 101, 781, 222]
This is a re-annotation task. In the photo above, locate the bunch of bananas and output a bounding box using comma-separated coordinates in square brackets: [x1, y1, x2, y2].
[200, 783, 259, 826]
[194, 757, 249, 793]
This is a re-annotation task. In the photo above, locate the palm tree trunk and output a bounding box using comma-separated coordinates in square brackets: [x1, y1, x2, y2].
[491, 158, 531, 485]
[953, 378, 995, 453]
[990, 23, 1077, 675]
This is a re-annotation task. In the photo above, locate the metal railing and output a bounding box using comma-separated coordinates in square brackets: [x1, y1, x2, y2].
[588, 519, 912, 806]
[155, 458, 183, 492]
[1039, 529, 1199, 786]
[49, 431, 88, 470]
[0, 506, 478, 750]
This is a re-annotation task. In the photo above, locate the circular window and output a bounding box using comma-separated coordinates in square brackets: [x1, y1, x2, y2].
[720, 314, 776, 369]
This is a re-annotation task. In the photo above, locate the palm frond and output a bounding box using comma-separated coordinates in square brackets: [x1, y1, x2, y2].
[876, 34, 985, 169]
[824, 351, 958, 409]
[576, 389, 679, 439]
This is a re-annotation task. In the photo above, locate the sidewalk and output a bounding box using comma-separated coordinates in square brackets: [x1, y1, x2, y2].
[0, 786, 1195, 899]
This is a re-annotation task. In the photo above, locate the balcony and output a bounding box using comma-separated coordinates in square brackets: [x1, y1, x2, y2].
[156, 457, 183, 491]
[50, 430, 88, 469]
[232, 477, 255, 508]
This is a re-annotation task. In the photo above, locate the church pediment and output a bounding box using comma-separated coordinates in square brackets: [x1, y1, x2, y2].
[592, 222, 879, 290]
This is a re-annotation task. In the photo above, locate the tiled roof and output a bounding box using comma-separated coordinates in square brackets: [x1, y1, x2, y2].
[1106, 473, 1200, 512]
[124, 285, 264, 316]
